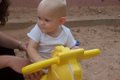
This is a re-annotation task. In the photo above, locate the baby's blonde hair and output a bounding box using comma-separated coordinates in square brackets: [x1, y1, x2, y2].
[38, 0, 67, 19]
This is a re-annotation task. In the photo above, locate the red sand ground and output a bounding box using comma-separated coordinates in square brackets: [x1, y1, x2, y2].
[0, 0, 120, 80]
[0, 23, 120, 80]
[10, 0, 120, 8]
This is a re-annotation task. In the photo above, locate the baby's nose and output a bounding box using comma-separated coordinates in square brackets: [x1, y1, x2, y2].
[39, 20, 45, 25]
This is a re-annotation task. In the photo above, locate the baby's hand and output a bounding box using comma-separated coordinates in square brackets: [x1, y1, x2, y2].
[30, 57, 46, 63]
[18, 41, 28, 51]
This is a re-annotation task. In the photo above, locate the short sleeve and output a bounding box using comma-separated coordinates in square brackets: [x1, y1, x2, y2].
[27, 24, 41, 43]
[66, 29, 76, 48]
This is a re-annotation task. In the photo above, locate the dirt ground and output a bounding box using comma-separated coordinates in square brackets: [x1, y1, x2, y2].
[8, 6, 120, 22]
[0, 6, 120, 80]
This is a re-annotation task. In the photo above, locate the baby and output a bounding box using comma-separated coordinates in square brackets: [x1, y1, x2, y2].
[27, 0, 80, 62]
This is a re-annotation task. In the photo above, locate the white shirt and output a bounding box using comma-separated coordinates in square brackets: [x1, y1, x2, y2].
[27, 24, 76, 58]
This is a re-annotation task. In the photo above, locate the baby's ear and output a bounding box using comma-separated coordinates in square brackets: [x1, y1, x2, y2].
[59, 17, 66, 24]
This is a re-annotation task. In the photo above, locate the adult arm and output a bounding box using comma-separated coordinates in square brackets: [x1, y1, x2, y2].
[0, 32, 26, 50]
[0, 55, 30, 73]
[0, 56, 10, 69]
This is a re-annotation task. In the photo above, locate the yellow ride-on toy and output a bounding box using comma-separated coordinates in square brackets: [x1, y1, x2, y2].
[22, 46, 100, 80]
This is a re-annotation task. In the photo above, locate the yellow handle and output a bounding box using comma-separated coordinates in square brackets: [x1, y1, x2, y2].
[22, 48, 100, 75]
[22, 49, 84, 74]
[79, 49, 100, 60]
[22, 57, 59, 74]
[56, 49, 100, 60]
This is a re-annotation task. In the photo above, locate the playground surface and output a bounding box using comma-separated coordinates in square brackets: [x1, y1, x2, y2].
[0, 2, 120, 80]
[1, 23, 120, 80]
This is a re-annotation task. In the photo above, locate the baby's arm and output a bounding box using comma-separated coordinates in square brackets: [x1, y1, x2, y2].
[27, 39, 45, 62]
[71, 46, 80, 49]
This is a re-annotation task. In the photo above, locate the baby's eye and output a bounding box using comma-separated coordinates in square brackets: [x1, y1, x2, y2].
[38, 17, 41, 20]
[45, 19, 51, 22]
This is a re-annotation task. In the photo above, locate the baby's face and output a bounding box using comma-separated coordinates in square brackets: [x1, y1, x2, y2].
[37, 8, 61, 34]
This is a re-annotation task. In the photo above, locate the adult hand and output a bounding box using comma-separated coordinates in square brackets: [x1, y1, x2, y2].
[24, 71, 45, 80]
[7, 56, 30, 73]
[18, 41, 28, 51]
